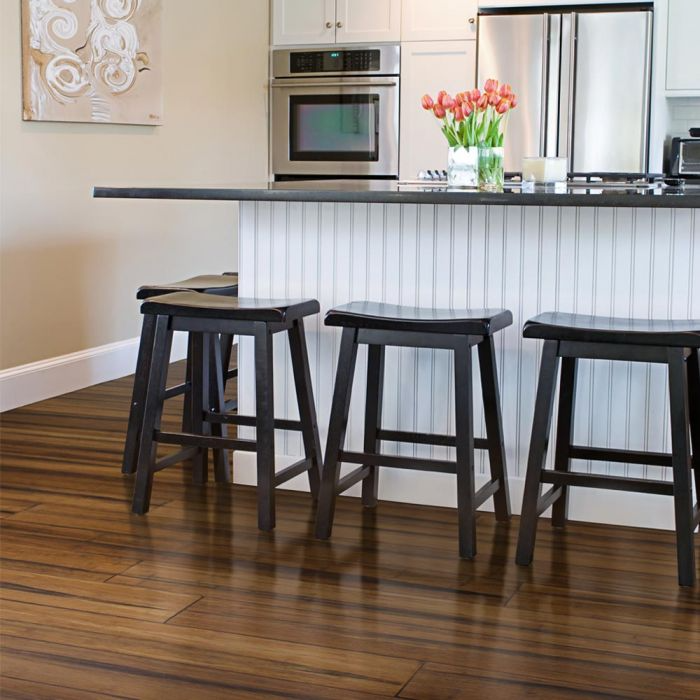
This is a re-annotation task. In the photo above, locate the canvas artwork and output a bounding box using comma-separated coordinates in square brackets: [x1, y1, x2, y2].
[21, 0, 162, 125]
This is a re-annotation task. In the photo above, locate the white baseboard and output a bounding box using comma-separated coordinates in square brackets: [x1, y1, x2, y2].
[233, 452, 677, 531]
[0, 333, 189, 412]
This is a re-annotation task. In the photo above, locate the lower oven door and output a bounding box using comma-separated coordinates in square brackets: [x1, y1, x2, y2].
[271, 77, 399, 178]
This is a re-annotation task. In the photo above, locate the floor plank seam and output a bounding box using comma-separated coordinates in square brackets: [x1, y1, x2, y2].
[162, 594, 205, 624]
[393, 661, 424, 698]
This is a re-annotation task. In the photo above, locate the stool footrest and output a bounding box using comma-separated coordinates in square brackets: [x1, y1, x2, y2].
[339, 450, 456, 474]
[154, 430, 257, 452]
[153, 447, 200, 473]
[274, 458, 312, 487]
[377, 428, 489, 451]
[206, 413, 302, 432]
[474, 479, 501, 508]
[223, 399, 238, 412]
[336, 466, 371, 495]
[541, 470, 674, 495]
[163, 381, 189, 400]
[569, 445, 673, 468]
[537, 486, 564, 516]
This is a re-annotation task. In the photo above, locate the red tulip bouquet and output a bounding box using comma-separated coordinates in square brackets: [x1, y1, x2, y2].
[421, 79, 517, 189]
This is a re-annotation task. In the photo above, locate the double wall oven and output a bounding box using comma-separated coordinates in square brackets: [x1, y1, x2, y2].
[271, 45, 400, 180]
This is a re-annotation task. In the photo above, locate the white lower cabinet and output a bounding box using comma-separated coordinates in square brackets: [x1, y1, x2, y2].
[399, 41, 477, 180]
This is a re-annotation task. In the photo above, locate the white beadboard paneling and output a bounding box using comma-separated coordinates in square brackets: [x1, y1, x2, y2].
[237, 201, 700, 529]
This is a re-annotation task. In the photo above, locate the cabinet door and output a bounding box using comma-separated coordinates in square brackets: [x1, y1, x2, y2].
[335, 0, 401, 44]
[399, 41, 477, 180]
[666, 0, 700, 93]
[401, 0, 477, 41]
[272, 0, 335, 46]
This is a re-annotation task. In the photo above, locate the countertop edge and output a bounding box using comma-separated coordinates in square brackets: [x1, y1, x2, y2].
[92, 186, 700, 209]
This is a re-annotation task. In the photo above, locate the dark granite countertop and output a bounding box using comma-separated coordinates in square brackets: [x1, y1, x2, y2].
[93, 179, 700, 208]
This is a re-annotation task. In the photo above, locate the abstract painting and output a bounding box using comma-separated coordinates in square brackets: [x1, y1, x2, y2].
[21, 0, 162, 125]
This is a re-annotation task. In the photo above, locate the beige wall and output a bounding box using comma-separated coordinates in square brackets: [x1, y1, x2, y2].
[0, 1, 269, 369]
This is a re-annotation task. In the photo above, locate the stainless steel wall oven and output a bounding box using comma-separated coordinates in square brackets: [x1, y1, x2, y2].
[271, 45, 400, 179]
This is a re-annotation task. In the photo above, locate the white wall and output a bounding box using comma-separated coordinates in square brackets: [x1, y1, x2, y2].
[0, 1, 269, 373]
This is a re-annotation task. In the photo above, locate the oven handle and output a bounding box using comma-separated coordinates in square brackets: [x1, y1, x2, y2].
[270, 78, 399, 88]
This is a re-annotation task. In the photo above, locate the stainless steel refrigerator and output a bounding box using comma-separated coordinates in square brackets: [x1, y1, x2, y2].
[477, 7, 653, 173]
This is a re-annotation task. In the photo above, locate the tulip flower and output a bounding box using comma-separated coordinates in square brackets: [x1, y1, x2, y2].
[442, 95, 456, 109]
[453, 105, 465, 122]
[421, 94, 434, 110]
[510, 93, 518, 108]
[476, 94, 489, 110]
[433, 102, 446, 118]
[499, 83, 513, 99]
[484, 78, 499, 94]
[495, 99, 510, 114]
[488, 92, 500, 106]
[436, 90, 448, 105]
[463, 101, 473, 117]
[470, 88, 481, 102]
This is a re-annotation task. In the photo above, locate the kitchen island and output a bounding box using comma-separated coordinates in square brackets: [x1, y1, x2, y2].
[95, 181, 700, 530]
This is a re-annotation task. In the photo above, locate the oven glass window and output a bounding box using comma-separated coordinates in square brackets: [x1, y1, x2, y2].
[289, 95, 379, 161]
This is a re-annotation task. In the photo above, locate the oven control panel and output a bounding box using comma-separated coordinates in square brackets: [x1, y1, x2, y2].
[290, 49, 381, 74]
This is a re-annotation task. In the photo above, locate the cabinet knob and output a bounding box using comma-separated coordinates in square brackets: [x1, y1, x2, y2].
[336, 21, 343, 28]
[325, 21, 332, 28]
[468, 17, 476, 25]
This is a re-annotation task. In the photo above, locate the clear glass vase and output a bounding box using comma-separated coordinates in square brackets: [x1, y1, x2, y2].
[447, 146, 478, 187]
[478, 146, 505, 192]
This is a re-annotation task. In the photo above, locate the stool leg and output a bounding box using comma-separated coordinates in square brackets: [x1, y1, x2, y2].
[209, 334, 231, 483]
[181, 335, 194, 434]
[220, 333, 238, 412]
[551, 357, 578, 528]
[288, 319, 322, 499]
[132, 315, 173, 514]
[122, 314, 157, 475]
[667, 348, 696, 587]
[454, 338, 476, 558]
[190, 333, 209, 485]
[516, 340, 561, 566]
[477, 336, 511, 522]
[254, 323, 276, 531]
[180, 335, 195, 478]
[687, 349, 700, 502]
[362, 344, 385, 508]
[315, 328, 359, 539]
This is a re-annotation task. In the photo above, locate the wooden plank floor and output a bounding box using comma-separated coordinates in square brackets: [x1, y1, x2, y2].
[1, 361, 699, 699]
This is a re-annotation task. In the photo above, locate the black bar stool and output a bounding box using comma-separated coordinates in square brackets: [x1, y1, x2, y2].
[132, 291, 322, 531]
[314, 301, 513, 558]
[122, 274, 239, 477]
[515, 312, 700, 587]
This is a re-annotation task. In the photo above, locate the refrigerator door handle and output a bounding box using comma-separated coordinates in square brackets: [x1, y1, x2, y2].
[545, 14, 561, 157]
[539, 14, 549, 156]
[639, 12, 652, 171]
[558, 13, 577, 166]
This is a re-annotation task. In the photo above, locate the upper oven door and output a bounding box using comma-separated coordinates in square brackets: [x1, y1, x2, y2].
[271, 77, 399, 177]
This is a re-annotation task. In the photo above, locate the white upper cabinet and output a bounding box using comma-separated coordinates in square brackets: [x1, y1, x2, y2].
[271, 0, 335, 46]
[272, 0, 400, 45]
[399, 40, 477, 179]
[401, 1, 477, 41]
[336, 0, 401, 43]
[665, 0, 700, 94]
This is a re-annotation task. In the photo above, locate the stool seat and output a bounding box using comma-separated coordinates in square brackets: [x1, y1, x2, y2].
[524, 312, 700, 348]
[141, 291, 320, 323]
[325, 301, 513, 336]
[137, 273, 239, 300]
